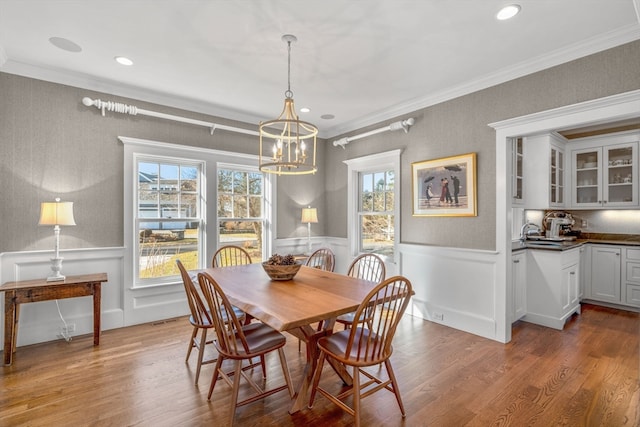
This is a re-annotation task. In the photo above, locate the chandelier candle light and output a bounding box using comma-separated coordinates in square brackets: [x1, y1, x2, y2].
[39, 198, 76, 281]
[259, 34, 318, 175]
[301, 206, 318, 254]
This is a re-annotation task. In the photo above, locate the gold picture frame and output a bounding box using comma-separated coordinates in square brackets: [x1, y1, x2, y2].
[412, 152, 477, 217]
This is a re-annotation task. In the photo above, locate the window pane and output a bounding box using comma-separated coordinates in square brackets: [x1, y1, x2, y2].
[232, 195, 247, 217]
[138, 221, 200, 279]
[218, 220, 263, 261]
[373, 192, 385, 211]
[248, 172, 262, 195]
[180, 166, 198, 192]
[160, 192, 179, 217]
[360, 214, 394, 256]
[249, 196, 262, 218]
[181, 194, 197, 217]
[218, 170, 232, 193]
[233, 171, 247, 194]
[159, 164, 179, 191]
[218, 194, 232, 217]
[138, 191, 157, 217]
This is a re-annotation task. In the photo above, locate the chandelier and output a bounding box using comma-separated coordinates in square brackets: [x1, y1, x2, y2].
[259, 34, 318, 175]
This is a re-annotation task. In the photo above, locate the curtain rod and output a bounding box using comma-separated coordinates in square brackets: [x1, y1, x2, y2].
[82, 97, 259, 136]
[332, 117, 415, 149]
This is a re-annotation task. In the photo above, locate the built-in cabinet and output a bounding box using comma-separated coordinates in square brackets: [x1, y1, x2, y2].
[522, 132, 566, 209]
[512, 137, 524, 205]
[588, 245, 622, 302]
[585, 244, 640, 308]
[524, 247, 581, 330]
[623, 248, 640, 307]
[511, 251, 526, 322]
[569, 132, 638, 208]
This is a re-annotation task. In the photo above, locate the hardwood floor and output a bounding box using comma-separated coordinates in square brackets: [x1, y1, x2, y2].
[1, 303, 638, 426]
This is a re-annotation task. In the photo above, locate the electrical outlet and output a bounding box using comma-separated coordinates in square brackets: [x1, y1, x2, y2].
[581, 219, 588, 228]
[432, 312, 444, 321]
[60, 324, 76, 335]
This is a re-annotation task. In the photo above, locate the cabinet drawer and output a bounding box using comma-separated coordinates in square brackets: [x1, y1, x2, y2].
[625, 284, 640, 307]
[626, 262, 640, 284]
[626, 248, 640, 261]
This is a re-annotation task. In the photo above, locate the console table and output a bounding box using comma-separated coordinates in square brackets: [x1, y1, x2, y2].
[1, 273, 108, 366]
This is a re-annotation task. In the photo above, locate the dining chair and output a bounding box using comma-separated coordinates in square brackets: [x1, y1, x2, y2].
[308, 276, 413, 427]
[198, 272, 294, 426]
[212, 245, 252, 268]
[305, 247, 335, 271]
[176, 259, 244, 385]
[336, 253, 386, 330]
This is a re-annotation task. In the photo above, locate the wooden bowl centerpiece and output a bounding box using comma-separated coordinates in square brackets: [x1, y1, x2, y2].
[262, 254, 302, 281]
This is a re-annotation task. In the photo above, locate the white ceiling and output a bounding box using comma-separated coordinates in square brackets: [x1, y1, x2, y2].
[1, 1, 639, 138]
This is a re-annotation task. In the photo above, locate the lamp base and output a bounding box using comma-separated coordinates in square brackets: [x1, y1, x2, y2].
[47, 257, 66, 281]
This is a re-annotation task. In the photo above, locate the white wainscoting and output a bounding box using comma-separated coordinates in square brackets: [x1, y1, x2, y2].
[1, 239, 505, 352]
[274, 238, 504, 342]
[0, 247, 125, 349]
[397, 243, 502, 341]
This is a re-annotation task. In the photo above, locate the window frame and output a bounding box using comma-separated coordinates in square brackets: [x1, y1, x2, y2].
[134, 156, 205, 286]
[216, 162, 270, 262]
[122, 136, 274, 291]
[344, 149, 401, 262]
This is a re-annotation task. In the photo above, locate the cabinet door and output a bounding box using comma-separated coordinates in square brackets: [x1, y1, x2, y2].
[573, 148, 602, 207]
[512, 252, 526, 322]
[590, 246, 621, 303]
[603, 143, 637, 207]
[550, 146, 565, 206]
[512, 137, 524, 205]
[563, 262, 579, 309]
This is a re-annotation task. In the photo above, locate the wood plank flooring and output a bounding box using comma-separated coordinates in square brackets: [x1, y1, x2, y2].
[1, 303, 638, 426]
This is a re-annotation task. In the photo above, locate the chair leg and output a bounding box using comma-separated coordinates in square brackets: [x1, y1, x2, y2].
[352, 366, 361, 427]
[186, 326, 198, 362]
[385, 359, 406, 417]
[228, 360, 243, 427]
[194, 328, 207, 385]
[260, 355, 266, 378]
[208, 356, 225, 400]
[277, 347, 295, 397]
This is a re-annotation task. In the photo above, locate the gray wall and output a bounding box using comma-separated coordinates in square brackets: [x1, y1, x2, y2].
[0, 75, 327, 253]
[1, 40, 639, 254]
[325, 40, 640, 250]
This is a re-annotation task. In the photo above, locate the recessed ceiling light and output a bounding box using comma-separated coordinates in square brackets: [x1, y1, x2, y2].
[320, 114, 335, 120]
[49, 37, 82, 53]
[115, 56, 134, 66]
[496, 4, 521, 20]
[300, 107, 310, 113]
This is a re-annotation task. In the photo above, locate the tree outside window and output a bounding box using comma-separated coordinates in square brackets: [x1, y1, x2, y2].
[217, 169, 264, 262]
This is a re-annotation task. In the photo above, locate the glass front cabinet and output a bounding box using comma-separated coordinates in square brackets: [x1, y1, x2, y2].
[570, 132, 638, 208]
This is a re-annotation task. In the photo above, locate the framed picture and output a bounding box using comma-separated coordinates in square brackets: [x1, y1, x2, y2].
[412, 152, 477, 217]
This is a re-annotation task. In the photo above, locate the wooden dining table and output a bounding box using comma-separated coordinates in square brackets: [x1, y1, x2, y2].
[197, 263, 379, 414]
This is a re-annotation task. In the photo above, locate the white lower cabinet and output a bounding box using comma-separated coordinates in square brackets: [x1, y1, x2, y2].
[624, 248, 640, 307]
[524, 247, 581, 330]
[512, 251, 527, 322]
[588, 245, 622, 302]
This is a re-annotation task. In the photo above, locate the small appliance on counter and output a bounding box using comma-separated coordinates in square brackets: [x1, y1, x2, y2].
[540, 211, 576, 241]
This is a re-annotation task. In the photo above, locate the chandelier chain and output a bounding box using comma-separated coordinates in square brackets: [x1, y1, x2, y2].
[286, 39, 293, 99]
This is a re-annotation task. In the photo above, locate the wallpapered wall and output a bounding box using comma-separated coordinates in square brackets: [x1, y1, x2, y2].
[1, 40, 639, 254]
[324, 40, 640, 250]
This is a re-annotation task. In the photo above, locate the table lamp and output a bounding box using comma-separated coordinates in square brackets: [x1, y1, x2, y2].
[301, 206, 318, 254]
[39, 198, 76, 281]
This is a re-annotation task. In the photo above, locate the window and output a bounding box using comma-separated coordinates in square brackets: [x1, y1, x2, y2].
[136, 159, 203, 283]
[345, 150, 401, 262]
[359, 170, 394, 256]
[217, 166, 265, 262]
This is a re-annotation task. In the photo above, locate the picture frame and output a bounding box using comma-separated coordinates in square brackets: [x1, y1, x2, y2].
[412, 152, 477, 217]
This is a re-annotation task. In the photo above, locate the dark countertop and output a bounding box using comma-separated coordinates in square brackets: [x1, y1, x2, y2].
[512, 234, 640, 252]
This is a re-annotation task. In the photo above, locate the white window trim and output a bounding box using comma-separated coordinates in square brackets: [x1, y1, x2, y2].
[216, 162, 273, 259]
[344, 149, 401, 262]
[121, 136, 275, 290]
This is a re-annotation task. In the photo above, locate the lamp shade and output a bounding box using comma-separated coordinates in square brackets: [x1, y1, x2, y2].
[39, 200, 76, 226]
[301, 207, 318, 224]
